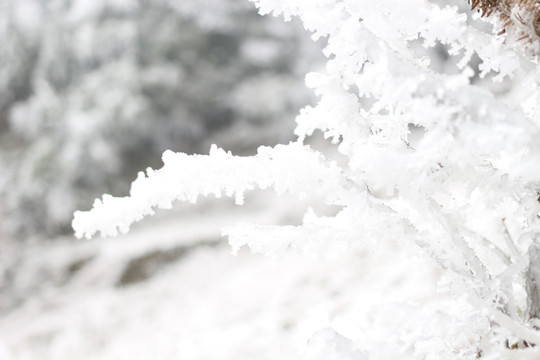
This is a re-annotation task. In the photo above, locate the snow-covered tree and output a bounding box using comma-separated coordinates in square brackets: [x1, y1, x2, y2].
[74, 0, 540, 358]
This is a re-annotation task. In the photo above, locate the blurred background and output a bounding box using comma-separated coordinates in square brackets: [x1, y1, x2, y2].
[0, 0, 323, 240]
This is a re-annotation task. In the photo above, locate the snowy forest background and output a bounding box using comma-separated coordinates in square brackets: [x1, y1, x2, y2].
[3, 0, 540, 359]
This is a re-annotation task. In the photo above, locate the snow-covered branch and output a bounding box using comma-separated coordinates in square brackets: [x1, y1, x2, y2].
[73, 142, 346, 239]
[72, 0, 540, 357]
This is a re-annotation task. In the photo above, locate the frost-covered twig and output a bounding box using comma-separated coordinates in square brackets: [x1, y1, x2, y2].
[73, 142, 346, 239]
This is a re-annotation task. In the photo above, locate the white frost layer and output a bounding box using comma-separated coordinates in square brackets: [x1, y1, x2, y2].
[73, 142, 346, 239]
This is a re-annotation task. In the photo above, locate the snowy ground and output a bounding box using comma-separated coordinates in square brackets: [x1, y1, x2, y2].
[0, 192, 447, 359]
